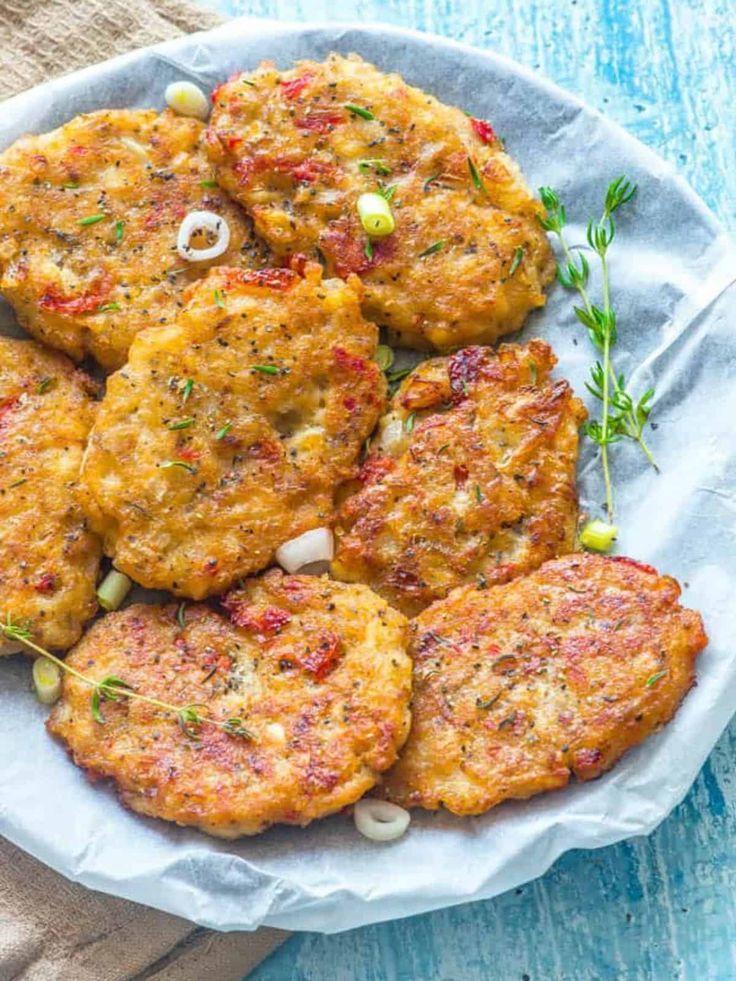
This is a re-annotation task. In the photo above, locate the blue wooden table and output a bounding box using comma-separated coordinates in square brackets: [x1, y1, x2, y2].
[198, 1, 736, 977]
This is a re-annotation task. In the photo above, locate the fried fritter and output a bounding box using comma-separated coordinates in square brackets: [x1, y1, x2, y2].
[383, 553, 707, 815]
[79, 263, 385, 598]
[0, 338, 101, 654]
[0, 109, 265, 370]
[206, 53, 554, 350]
[332, 341, 586, 616]
[48, 571, 411, 837]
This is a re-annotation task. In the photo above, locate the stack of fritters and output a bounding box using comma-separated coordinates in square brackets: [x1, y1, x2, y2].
[0, 54, 706, 837]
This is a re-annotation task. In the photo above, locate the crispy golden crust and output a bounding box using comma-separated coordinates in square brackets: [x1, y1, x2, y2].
[332, 341, 587, 616]
[0, 338, 101, 654]
[0, 109, 266, 370]
[382, 553, 708, 815]
[79, 263, 386, 598]
[206, 53, 554, 350]
[48, 572, 411, 837]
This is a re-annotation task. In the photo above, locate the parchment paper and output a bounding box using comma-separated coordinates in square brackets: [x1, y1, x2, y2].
[1, 19, 735, 934]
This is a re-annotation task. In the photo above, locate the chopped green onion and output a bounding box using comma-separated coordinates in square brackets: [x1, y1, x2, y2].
[475, 484, 483, 502]
[423, 173, 441, 192]
[375, 345, 394, 371]
[387, 366, 412, 384]
[96, 569, 133, 612]
[528, 360, 538, 384]
[115, 220, 125, 243]
[79, 214, 106, 226]
[181, 379, 194, 403]
[358, 158, 391, 175]
[241, 79, 256, 88]
[36, 377, 55, 395]
[215, 423, 232, 440]
[160, 460, 198, 474]
[98, 302, 121, 312]
[467, 157, 487, 195]
[404, 412, 416, 434]
[33, 657, 62, 705]
[9, 478, 28, 489]
[168, 417, 195, 431]
[357, 192, 395, 237]
[200, 179, 219, 188]
[345, 104, 374, 120]
[62, 181, 79, 190]
[418, 240, 445, 258]
[645, 670, 668, 688]
[214, 288, 224, 308]
[364, 238, 374, 261]
[579, 519, 618, 552]
[509, 246, 524, 276]
[251, 364, 281, 375]
[177, 602, 187, 629]
[380, 184, 397, 202]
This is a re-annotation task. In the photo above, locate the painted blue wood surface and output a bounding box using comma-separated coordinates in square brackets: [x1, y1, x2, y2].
[194, 1, 736, 977]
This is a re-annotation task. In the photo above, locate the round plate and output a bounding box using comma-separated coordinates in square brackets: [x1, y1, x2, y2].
[1, 19, 735, 933]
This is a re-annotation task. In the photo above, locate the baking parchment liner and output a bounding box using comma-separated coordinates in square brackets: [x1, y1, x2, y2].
[1, 19, 735, 933]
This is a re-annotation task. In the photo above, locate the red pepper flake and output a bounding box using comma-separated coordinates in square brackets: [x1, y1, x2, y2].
[222, 596, 292, 638]
[223, 267, 297, 292]
[280, 72, 316, 99]
[39, 273, 112, 317]
[320, 221, 373, 277]
[0, 396, 20, 431]
[573, 747, 603, 774]
[333, 346, 368, 374]
[144, 196, 187, 230]
[610, 555, 658, 576]
[300, 630, 343, 680]
[204, 558, 218, 573]
[343, 396, 358, 412]
[447, 346, 486, 402]
[470, 117, 497, 144]
[294, 110, 344, 133]
[176, 446, 200, 462]
[246, 439, 282, 463]
[358, 454, 395, 484]
[283, 252, 310, 275]
[453, 463, 469, 487]
[35, 572, 57, 594]
[290, 159, 334, 183]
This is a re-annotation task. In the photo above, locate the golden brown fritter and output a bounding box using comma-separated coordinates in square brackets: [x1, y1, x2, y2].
[331, 341, 587, 616]
[383, 553, 707, 815]
[48, 571, 411, 837]
[0, 109, 266, 370]
[206, 53, 554, 350]
[0, 338, 101, 654]
[79, 263, 386, 598]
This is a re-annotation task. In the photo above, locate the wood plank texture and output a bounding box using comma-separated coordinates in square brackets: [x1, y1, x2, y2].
[194, 1, 736, 977]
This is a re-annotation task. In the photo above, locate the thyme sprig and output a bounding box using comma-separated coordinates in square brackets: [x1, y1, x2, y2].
[0, 615, 253, 742]
[538, 177, 657, 520]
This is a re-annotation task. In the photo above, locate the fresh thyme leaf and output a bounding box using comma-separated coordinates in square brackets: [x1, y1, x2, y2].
[62, 181, 79, 189]
[467, 157, 487, 195]
[497, 711, 518, 731]
[177, 705, 205, 739]
[345, 104, 374, 120]
[251, 364, 281, 375]
[36, 377, 55, 395]
[379, 183, 397, 202]
[167, 418, 194, 431]
[213, 288, 225, 308]
[199, 179, 219, 188]
[90, 689, 104, 724]
[160, 459, 198, 474]
[98, 302, 121, 312]
[364, 238, 374, 261]
[404, 412, 416, 434]
[423, 172, 441, 191]
[419, 240, 445, 258]
[78, 214, 106, 226]
[114, 220, 124, 243]
[476, 692, 502, 710]
[215, 422, 232, 440]
[645, 670, 667, 687]
[509, 246, 524, 276]
[475, 484, 483, 503]
[181, 378, 194, 403]
[223, 717, 255, 739]
[1, 614, 32, 642]
[358, 158, 391, 175]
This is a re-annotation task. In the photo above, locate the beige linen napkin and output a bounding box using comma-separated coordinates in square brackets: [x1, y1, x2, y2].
[0, 1, 289, 977]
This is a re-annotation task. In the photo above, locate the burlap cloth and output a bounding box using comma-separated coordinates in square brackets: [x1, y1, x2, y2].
[0, 2, 290, 977]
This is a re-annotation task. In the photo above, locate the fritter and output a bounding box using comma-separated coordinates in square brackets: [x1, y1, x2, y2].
[0, 109, 265, 370]
[0, 337, 101, 654]
[48, 571, 412, 837]
[79, 263, 386, 598]
[206, 53, 554, 351]
[332, 341, 587, 616]
[383, 553, 707, 815]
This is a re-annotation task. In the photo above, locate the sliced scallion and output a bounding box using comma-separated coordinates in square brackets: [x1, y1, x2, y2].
[579, 519, 618, 552]
[357, 192, 395, 237]
[97, 569, 133, 612]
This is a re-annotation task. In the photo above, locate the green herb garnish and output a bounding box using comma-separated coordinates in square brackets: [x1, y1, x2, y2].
[358, 158, 391, 176]
[379, 184, 397, 202]
[467, 157, 487, 195]
[476, 692, 502, 710]
[200, 179, 219, 188]
[78, 214, 106, 226]
[160, 459, 198, 474]
[214, 288, 225, 308]
[36, 377, 55, 395]
[167, 418, 195, 431]
[215, 423, 232, 440]
[538, 178, 656, 520]
[98, 302, 121, 312]
[114, 220, 124, 243]
[251, 364, 281, 375]
[404, 412, 416, 434]
[645, 670, 668, 688]
[181, 378, 194, 403]
[364, 238, 374, 261]
[423, 173, 441, 192]
[345, 104, 374, 120]
[475, 484, 483, 503]
[509, 246, 524, 276]
[419, 240, 445, 258]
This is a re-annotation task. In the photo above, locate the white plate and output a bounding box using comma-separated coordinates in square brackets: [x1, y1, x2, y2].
[1, 19, 735, 933]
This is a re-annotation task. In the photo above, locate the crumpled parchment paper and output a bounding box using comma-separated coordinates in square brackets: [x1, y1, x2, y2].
[1, 19, 735, 934]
